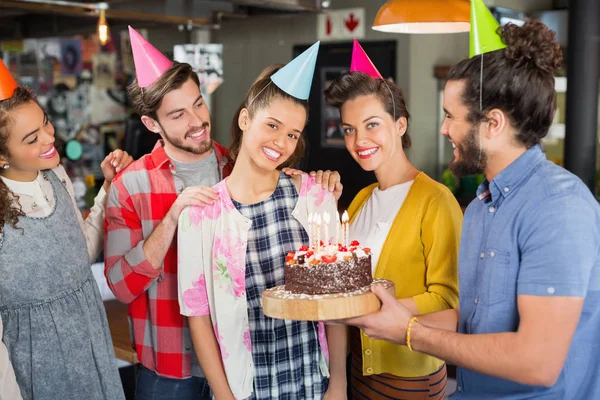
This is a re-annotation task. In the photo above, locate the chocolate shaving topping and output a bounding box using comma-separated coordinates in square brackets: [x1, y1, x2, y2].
[284, 254, 372, 295]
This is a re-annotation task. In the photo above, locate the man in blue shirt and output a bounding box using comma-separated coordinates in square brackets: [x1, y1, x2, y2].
[346, 19, 600, 399]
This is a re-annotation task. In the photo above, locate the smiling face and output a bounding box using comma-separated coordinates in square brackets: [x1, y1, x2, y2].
[441, 80, 487, 177]
[0, 100, 59, 181]
[340, 94, 406, 172]
[141, 78, 212, 162]
[238, 97, 306, 171]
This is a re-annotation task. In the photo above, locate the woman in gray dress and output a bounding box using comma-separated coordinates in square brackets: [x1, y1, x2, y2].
[0, 77, 132, 398]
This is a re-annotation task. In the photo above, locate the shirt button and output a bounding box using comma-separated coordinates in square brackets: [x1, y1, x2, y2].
[457, 385, 462, 392]
[480, 252, 485, 259]
[365, 349, 372, 356]
[489, 206, 496, 213]
[366, 367, 373, 374]
[490, 251, 495, 258]
[547, 287, 556, 294]
[474, 297, 478, 304]
[504, 187, 510, 193]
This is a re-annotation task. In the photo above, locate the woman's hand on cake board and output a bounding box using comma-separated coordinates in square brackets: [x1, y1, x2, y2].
[282, 168, 343, 201]
[340, 284, 413, 345]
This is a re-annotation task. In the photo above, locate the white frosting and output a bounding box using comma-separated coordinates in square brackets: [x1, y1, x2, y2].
[353, 249, 367, 258]
[288, 241, 370, 265]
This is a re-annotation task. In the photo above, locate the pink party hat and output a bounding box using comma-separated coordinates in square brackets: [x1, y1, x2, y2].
[350, 39, 382, 79]
[129, 26, 173, 88]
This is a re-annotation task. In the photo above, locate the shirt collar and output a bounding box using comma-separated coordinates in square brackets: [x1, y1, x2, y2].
[213, 141, 231, 169]
[149, 140, 171, 169]
[477, 144, 546, 202]
[1, 171, 43, 197]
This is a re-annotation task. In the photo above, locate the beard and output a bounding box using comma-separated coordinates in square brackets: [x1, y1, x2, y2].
[161, 122, 213, 156]
[449, 125, 487, 178]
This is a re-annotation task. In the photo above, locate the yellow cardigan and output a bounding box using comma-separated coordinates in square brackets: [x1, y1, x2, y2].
[348, 172, 462, 377]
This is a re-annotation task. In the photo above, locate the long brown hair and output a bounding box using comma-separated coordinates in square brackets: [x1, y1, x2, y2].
[323, 71, 412, 148]
[0, 86, 39, 233]
[229, 64, 309, 169]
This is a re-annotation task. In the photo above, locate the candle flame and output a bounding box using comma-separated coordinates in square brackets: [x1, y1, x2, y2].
[341, 210, 349, 223]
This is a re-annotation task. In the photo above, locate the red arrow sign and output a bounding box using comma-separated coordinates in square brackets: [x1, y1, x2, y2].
[344, 13, 359, 32]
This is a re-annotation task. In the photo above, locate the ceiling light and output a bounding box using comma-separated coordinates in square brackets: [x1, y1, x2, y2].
[97, 3, 109, 45]
[373, 0, 470, 34]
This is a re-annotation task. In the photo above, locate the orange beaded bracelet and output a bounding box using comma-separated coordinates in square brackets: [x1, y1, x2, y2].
[406, 316, 419, 351]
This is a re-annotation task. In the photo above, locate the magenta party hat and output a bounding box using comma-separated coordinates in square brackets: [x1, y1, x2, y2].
[129, 26, 173, 88]
[350, 39, 382, 79]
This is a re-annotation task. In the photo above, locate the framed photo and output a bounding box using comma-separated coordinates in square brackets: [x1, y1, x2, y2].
[320, 67, 347, 148]
[173, 43, 224, 95]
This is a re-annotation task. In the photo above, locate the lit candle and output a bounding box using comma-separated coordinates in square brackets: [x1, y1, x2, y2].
[315, 214, 321, 251]
[335, 211, 340, 246]
[308, 213, 313, 248]
[323, 213, 330, 246]
[341, 210, 349, 248]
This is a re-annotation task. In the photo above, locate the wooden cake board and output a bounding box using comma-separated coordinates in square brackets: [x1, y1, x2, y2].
[262, 279, 395, 321]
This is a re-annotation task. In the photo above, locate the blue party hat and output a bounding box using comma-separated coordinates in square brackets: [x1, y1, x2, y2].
[271, 41, 320, 100]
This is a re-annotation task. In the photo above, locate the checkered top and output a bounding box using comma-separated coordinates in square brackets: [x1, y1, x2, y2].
[178, 172, 336, 398]
[233, 174, 327, 399]
[104, 140, 232, 379]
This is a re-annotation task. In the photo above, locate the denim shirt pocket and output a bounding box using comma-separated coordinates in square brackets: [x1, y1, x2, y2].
[482, 249, 511, 306]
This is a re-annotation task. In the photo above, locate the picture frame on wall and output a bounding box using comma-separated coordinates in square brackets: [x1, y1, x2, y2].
[320, 66, 348, 148]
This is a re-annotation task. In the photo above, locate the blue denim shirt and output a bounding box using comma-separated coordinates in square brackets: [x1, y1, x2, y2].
[451, 145, 600, 399]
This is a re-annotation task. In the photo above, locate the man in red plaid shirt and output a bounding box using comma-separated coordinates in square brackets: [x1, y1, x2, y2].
[105, 31, 342, 399]
[105, 30, 228, 399]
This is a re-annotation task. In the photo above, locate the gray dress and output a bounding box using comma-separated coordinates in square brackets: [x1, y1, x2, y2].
[0, 170, 124, 400]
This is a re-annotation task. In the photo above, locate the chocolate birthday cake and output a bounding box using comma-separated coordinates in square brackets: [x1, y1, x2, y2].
[284, 240, 372, 295]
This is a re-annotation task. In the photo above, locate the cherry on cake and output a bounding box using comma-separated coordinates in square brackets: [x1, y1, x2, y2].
[284, 240, 373, 295]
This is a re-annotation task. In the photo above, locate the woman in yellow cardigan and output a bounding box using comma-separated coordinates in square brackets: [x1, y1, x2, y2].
[324, 69, 462, 399]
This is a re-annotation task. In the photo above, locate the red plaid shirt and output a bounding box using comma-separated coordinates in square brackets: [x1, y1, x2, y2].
[104, 140, 233, 379]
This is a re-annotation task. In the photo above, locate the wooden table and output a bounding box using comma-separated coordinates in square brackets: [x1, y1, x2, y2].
[104, 300, 138, 364]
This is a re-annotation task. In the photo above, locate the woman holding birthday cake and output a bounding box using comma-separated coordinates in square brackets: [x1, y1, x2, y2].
[324, 40, 463, 399]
